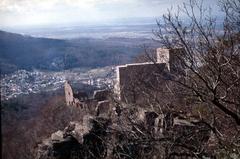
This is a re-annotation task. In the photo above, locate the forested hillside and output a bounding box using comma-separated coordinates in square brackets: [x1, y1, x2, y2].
[0, 30, 149, 74]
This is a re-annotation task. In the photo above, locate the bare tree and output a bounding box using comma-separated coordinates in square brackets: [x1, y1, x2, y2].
[154, 0, 240, 125]
[150, 0, 240, 157]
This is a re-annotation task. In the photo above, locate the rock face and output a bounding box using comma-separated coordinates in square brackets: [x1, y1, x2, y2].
[36, 116, 111, 159]
[36, 107, 212, 159]
[51, 131, 64, 142]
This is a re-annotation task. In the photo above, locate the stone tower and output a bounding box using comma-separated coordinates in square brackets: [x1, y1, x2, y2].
[157, 48, 185, 74]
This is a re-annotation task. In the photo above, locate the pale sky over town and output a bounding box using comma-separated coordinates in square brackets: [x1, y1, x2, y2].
[0, 0, 220, 28]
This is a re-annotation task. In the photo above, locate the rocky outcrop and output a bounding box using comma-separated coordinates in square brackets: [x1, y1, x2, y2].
[36, 107, 213, 159]
[36, 116, 111, 159]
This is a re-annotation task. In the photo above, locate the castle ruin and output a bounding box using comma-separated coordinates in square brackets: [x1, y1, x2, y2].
[64, 47, 190, 135]
[115, 47, 185, 103]
[64, 81, 111, 117]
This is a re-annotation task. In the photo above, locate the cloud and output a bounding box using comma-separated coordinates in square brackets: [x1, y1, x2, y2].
[0, 0, 182, 14]
[0, 0, 219, 27]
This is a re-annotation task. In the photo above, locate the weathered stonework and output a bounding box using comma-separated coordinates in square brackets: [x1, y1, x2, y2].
[157, 48, 185, 74]
[115, 62, 167, 103]
[115, 47, 185, 103]
[64, 81, 74, 106]
[37, 46, 215, 159]
[64, 81, 111, 117]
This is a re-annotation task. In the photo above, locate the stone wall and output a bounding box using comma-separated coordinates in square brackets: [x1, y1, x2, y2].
[64, 81, 74, 106]
[157, 48, 185, 74]
[115, 47, 185, 104]
[116, 62, 167, 103]
[64, 81, 112, 118]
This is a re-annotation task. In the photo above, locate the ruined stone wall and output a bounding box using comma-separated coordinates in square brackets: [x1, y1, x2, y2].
[64, 81, 74, 106]
[64, 81, 87, 109]
[116, 62, 167, 104]
[115, 48, 186, 104]
[64, 81, 112, 118]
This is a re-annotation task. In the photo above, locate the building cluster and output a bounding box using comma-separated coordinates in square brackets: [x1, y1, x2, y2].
[1, 70, 65, 100]
[1, 66, 114, 101]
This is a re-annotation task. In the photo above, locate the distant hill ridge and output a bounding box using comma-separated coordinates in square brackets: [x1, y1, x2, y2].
[0, 30, 67, 74]
[0, 30, 144, 74]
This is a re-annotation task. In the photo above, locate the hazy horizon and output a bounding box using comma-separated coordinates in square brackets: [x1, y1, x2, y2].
[0, 0, 221, 30]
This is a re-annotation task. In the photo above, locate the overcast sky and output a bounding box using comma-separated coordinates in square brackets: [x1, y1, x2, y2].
[0, 0, 220, 28]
